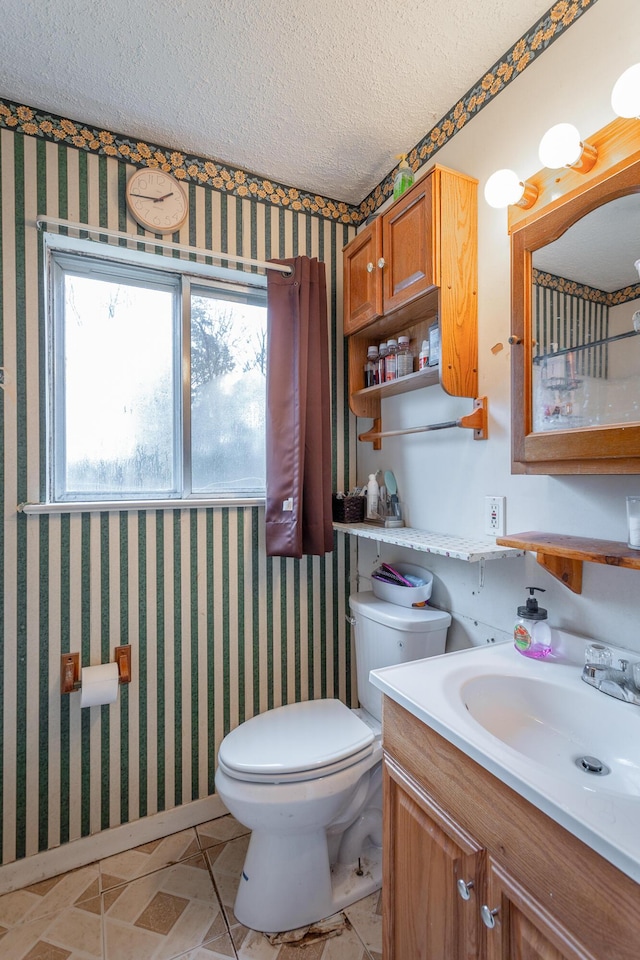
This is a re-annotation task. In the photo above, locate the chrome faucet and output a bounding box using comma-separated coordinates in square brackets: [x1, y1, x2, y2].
[582, 652, 640, 705]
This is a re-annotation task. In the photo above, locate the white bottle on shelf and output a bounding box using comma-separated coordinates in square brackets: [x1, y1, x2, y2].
[366, 474, 379, 519]
[419, 339, 430, 370]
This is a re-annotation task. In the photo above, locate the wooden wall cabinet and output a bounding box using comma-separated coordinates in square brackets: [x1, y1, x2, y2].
[343, 164, 478, 440]
[383, 697, 640, 960]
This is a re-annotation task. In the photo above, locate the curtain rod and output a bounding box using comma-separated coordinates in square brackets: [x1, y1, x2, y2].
[35, 216, 293, 275]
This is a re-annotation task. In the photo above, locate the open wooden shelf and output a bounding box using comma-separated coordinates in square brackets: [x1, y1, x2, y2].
[496, 531, 640, 594]
[335, 522, 523, 563]
[351, 366, 439, 401]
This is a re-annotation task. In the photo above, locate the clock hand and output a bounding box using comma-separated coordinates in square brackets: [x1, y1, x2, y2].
[130, 191, 174, 202]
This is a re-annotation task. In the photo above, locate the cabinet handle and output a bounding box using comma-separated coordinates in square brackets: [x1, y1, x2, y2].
[377, 257, 386, 269]
[366, 262, 374, 273]
[480, 904, 499, 929]
[456, 879, 474, 901]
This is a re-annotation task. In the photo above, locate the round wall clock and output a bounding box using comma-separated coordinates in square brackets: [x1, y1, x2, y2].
[125, 169, 188, 234]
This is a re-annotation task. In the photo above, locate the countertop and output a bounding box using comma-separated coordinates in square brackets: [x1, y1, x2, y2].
[370, 632, 640, 884]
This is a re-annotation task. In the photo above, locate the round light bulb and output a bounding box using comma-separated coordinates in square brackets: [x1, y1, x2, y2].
[538, 123, 583, 169]
[484, 169, 525, 209]
[611, 63, 640, 118]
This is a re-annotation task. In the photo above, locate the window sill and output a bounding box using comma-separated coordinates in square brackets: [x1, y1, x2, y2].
[19, 497, 265, 515]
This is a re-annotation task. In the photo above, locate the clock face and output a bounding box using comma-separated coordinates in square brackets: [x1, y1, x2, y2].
[126, 170, 188, 234]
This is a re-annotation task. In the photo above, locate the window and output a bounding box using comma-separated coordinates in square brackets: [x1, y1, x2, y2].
[47, 241, 267, 503]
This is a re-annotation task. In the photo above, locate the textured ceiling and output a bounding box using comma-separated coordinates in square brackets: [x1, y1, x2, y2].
[0, 0, 555, 204]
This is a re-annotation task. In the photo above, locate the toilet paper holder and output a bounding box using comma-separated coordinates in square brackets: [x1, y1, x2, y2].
[60, 645, 131, 695]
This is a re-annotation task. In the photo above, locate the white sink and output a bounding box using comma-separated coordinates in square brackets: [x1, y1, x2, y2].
[370, 631, 640, 884]
[460, 673, 640, 797]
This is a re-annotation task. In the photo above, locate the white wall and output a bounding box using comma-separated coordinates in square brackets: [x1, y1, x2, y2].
[355, 0, 640, 653]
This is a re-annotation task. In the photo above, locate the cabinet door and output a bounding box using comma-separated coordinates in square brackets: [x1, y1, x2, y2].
[383, 758, 482, 960]
[343, 218, 383, 334]
[381, 172, 436, 315]
[483, 858, 596, 960]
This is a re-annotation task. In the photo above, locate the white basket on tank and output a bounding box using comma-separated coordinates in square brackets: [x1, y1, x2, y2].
[371, 562, 433, 608]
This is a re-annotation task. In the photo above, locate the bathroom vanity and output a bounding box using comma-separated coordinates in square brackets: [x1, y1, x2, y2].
[372, 640, 640, 960]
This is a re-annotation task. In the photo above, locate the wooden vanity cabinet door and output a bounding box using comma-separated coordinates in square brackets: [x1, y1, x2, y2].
[484, 857, 596, 960]
[343, 217, 383, 334]
[383, 755, 483, 960]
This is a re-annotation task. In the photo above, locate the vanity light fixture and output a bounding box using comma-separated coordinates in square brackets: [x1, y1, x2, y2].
[538, 123, 598, 174]
[484, 169, 538, 209]
[611, 63, 640, 119]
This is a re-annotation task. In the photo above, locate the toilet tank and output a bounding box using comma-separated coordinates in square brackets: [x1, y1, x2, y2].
[349, 591, 451, 722]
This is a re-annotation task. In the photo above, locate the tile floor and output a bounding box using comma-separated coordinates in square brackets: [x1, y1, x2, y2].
[0, 815, 382, 959]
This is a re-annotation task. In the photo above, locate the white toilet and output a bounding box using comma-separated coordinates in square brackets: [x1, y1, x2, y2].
[214, 590, 451, 933]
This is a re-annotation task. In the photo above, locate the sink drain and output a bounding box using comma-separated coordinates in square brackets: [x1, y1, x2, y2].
[575, 755, 610, 776]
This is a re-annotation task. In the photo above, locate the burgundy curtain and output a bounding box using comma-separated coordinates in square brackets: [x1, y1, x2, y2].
[265, 256, 333, 558]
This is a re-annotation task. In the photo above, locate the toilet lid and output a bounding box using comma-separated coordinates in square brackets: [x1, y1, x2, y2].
[218, 699, 374, 783]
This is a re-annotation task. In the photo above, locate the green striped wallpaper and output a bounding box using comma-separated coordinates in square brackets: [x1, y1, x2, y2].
[0, 127, 356, 866]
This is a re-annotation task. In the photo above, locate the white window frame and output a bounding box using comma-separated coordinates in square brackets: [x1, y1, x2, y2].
[38, 232, 268, 512]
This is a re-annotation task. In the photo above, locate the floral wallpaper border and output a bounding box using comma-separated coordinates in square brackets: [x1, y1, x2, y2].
[0, 0, 597, 225]
[534, 269, 640, 305]
[360, 0, 599, 219]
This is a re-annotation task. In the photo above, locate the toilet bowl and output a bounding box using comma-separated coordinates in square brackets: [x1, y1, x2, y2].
[214, 590, 451, 933]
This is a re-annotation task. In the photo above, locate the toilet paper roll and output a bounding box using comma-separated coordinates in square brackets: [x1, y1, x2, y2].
[80, 662, 119, 708]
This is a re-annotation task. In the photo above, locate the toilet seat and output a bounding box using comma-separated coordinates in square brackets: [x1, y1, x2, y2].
[218, 699, 374, 784]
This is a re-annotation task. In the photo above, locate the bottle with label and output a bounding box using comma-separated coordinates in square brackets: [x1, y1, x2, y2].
[385, 339, 398, 381]
[377, 343, 388, 384]
[364, 347, 376, 388]
[428, 320, 440, 366]
[514, 587, 552, 659]
[393, 154, 415, 201]
[367, 345, 379, 385]
[366, 473, 379, 519]
[396, 336, 413, 377]
[419, 340, 430, 370]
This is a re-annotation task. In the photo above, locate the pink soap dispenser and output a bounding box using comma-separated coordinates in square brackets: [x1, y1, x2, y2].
[514, 587, 552, 659]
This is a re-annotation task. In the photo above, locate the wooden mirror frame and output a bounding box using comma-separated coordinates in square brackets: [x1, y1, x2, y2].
[509, 117, 640, 474]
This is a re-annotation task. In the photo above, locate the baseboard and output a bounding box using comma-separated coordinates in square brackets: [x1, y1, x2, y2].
[0, 794, 228, 895]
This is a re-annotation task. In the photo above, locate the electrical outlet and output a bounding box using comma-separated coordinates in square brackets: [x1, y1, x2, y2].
[485, 496, 506, 537]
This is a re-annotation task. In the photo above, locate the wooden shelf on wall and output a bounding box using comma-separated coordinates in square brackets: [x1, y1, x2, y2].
[496, 531, 640, 594]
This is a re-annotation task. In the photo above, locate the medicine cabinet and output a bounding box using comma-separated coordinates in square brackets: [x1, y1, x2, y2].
[509, 117, 640, 474]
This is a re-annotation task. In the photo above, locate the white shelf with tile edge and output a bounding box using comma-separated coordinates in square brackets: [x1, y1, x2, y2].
[333, 522, 524, 562]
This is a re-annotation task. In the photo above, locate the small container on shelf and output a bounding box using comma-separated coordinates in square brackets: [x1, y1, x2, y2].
[385, 339, 398, 381]
[368, 345, 380, 384]
[377, 343, 388, 384]
[428, 320, 440, 366]
[396, 336, 413, 377]
[332, 493, 365, 524]
[364, 346, 377, 388]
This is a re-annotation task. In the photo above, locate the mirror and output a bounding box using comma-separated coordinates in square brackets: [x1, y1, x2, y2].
[531, 193, 640, 433]
[509, 117, 640, 474]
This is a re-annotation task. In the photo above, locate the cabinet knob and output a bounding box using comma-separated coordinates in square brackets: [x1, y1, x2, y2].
[367, 262, 374, 273]
[456, 879, 474, 901]
[377, 257, 386, 269]
[480, 905, 499, 929]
